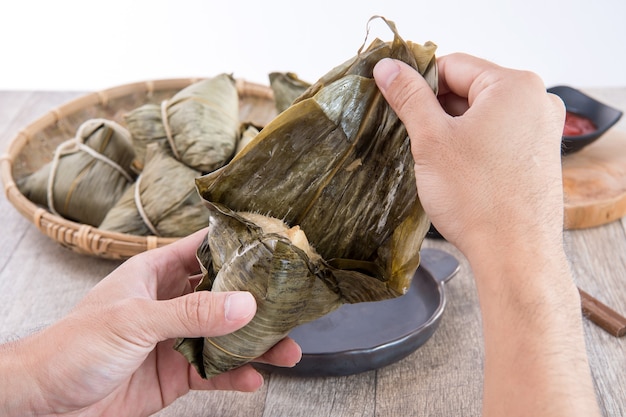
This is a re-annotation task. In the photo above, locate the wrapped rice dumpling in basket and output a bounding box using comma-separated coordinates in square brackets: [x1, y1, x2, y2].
[268, 72, 311, 113]
[16, 119, 136, 227]
[98, 143, 208, 236]
[175, 17, 438, 378]
[2, 77, 277, 259]
[234, 123, 260, 155]
[124, 73, 240, 173]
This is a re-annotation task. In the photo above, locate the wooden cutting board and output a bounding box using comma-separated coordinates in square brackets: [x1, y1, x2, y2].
[563, 128, 626, 229]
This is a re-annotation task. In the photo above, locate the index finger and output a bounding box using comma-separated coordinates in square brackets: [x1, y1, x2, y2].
[436, 53, 505, 105]
[111, 227, 208, 299]
[82, 228, 208, 303]
[145, 227, 208, 298]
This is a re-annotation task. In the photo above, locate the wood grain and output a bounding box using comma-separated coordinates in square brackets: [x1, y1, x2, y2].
[565, 223, 626, 417]
[563, 129, 626, 229]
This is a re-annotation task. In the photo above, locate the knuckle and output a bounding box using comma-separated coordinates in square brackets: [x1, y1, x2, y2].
[516, 69, 544, 87]
[180, 292, 215, 334]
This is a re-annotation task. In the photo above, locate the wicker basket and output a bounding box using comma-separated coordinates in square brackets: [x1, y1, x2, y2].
[1, 78, 278, 259]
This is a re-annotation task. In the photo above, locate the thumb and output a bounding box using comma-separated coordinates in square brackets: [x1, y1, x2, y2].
[137, 291, 257, 342]
[373, 58, 443, 139]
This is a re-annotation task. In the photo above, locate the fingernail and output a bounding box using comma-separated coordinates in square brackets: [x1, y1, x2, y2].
[373, 58, 400, 92]
[225, 292, 256, 321]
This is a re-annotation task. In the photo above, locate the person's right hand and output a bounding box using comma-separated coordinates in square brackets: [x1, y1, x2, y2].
[374, 54, 602, 417]
[373, 54, 566, 259]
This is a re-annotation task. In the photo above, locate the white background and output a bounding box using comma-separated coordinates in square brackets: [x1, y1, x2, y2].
[1, 0, 625, 91]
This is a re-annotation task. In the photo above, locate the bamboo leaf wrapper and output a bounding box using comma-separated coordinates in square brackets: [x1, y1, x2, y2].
[176, 16, 438, 378]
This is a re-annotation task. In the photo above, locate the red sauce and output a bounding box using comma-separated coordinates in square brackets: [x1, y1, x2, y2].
[563, 111, 596, 136]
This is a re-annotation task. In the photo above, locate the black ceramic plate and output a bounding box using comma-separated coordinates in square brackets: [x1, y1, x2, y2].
[258, 248, 459, 377]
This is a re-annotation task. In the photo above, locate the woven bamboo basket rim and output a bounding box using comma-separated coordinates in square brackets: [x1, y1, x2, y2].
[1, 77, 276, 260]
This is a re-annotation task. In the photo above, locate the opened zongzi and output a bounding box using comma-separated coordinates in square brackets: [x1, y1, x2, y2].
[176, 16, 437, 378]
[174, 203, 399, 377]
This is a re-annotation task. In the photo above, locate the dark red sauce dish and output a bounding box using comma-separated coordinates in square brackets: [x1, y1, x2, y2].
[548, 85, 622, 155]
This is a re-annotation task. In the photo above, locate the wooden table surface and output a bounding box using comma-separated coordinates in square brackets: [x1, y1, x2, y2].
[1, 87, 625, 417]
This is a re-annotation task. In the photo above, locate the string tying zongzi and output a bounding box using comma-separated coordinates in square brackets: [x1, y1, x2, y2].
[125, 74, 240, 173]
[160, 100, 182, 161]
[98, 143, 209, 237]
[132, 174, 160, 236]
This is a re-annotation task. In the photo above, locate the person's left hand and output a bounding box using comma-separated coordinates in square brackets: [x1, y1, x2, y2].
[16, 228, 302, 417]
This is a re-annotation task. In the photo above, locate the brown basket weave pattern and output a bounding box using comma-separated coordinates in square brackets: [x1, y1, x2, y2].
[1, 78, 277, 259]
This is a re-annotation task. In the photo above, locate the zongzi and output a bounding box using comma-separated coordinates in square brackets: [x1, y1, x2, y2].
[234, 123, 260, 155]
[174, 202, 400, 377]
[17, 119, 136, 226]
[176, 16, 437, 378]
[123, 103, 168, 173]
[98, 143, 208, 237]
[268, 72, 311, 113]
[123, 74, 240, 173]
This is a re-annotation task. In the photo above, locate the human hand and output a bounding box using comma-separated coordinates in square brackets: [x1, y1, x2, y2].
[4, 229, 301, 417]
[374, 54, 601, 417]
[373, 54, 566, 259]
